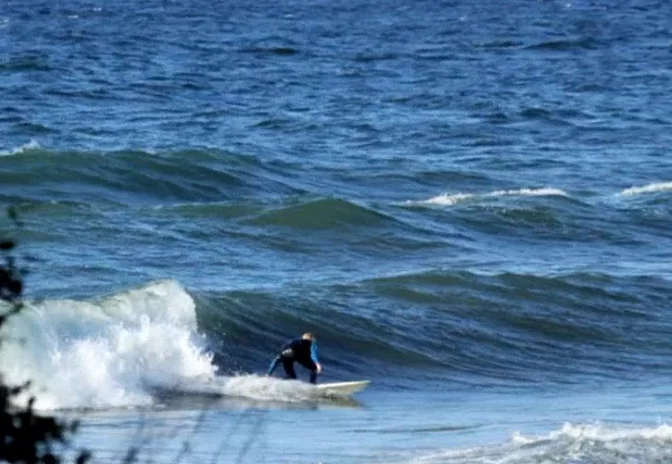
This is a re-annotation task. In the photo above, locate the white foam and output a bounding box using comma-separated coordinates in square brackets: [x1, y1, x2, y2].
[548, 421, 672, 442]
[0, 280, 217, 410]
[406, 421, 672, 464]
[0, 140, 42, 156]
[421, 193, 475, 206]
[488, 187, 567, 198]
[414, 187, 568, 206]
[170, 374, 317, 403]
[619, 181, 672, 197]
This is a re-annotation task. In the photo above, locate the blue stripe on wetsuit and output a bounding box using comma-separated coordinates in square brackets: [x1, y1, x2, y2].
[310, 342, 320, 365]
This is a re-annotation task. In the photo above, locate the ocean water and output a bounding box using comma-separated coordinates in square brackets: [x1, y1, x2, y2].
[1, 0, 672, 462]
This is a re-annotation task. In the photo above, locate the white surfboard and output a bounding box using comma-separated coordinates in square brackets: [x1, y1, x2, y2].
[315, 380, 370, 397]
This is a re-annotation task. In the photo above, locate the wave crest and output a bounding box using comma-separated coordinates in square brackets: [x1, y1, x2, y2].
[248, 198, 392, 229]
[0, 140, 42, 156]
[620, 181, 672, 196]
[0, 280, 217, 410]
[416, 422, 672, 464]
[413, 187, 568, 206]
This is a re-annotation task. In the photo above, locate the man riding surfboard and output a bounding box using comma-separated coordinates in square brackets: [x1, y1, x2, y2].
[267, 332, 323, 384]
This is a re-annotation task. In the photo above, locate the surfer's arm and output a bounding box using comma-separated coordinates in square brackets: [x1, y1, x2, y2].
[311, 343, 322, 373]
[267, 355, 281, 376]
[268, 338, 295, 376]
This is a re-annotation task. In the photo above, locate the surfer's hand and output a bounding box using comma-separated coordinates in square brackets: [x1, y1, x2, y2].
[316, 363, 322, 374]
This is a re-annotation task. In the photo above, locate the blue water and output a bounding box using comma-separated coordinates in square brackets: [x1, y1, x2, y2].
[2, 0, 672, 462]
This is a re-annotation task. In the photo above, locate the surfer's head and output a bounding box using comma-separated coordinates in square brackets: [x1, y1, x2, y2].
[302, 332, 315, 341]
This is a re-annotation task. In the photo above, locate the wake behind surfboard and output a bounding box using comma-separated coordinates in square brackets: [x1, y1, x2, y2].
[315, 380, 370, 398]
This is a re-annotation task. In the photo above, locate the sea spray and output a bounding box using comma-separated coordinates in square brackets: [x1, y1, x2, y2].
[0, 279, 217, 410]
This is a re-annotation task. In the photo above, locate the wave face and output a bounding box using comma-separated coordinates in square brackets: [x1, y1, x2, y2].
[0, 145, 300, 206]
[196, 270, 672, 390]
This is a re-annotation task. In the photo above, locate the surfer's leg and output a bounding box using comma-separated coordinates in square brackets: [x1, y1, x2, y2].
[282, 357, 297, 379]
[298, 359, 318, 384]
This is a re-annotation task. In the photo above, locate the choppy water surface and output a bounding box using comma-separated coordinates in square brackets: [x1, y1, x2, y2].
[1, 0, 671, 462]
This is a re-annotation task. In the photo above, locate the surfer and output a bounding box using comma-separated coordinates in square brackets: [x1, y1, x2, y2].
[267, 332, 323, 384]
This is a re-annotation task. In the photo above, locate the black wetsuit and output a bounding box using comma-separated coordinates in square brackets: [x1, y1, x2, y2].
[267, 337, 320, 384]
